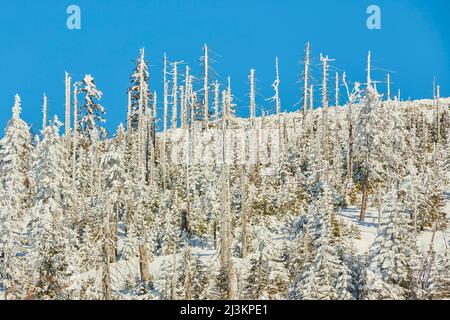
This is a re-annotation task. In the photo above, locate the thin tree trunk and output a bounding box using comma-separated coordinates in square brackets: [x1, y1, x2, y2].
[360, 180, 369, 222]
[228, 264, 238, 300]
[377, 184, 381, 226]
[139, 241, 150, 284]
[241, 164, 249, 259]
[102, 208, 112, 300]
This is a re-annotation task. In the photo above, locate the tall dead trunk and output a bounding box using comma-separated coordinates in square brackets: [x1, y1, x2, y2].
[184, 246, 193, 300]
[360, 180, 369, 222]
[213, 220, 217, 250]
[303, 42, 310, 119]
[241, 164, 249, 259]
[139, 241, 150, 284]
[102, 208, 112, 300]
[228, 263, 238, 300]
[111, 206, 119, 263]
[376, 184, 381, 227]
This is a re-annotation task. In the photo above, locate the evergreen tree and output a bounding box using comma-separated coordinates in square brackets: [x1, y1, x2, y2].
[364, 187, 418, 300]
[0, 95, 32, 299]
[28, 118, 79, 299]
[77, 75, 107, 141]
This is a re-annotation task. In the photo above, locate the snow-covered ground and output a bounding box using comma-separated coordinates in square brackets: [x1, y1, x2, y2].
[339, 203, 450, 255]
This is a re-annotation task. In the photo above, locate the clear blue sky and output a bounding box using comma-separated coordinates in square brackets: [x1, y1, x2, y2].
[0, 0, 449, 136]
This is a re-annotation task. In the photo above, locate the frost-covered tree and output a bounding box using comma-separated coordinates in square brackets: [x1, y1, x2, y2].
[129, 48, 151, 130]
[294, 181, 352, 300]
[354, 87, 391, 221]
[28, 117, 79, 299]
[77, 75, 107, 141]
[364, 187, 418, 300]
[0, 95, 32, 299]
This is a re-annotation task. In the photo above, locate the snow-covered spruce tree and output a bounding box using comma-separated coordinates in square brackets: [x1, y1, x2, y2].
[0, 94, 32, 299]
[293, 180, 353, 300]
[159, 252, 178, 300]
[242, 212, 290, 300]
[354, 87, 391, 221]
[429, 249, 450, 299]
[101, 124, 128, 262]
[416, 248, 438, 299]
[129, 48, 151, 130]
[418, 145, 447, 231]
[28, 117, 79, 300]
[364, 187, 418, 300]
[175, 242, 209, 300]
[77, 74, 107, 141]
[309, 181, 350, 300]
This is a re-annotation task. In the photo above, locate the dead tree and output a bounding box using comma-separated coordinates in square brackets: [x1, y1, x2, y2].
[249, 69, 256, 126]
[163, 53, 169, 133]
[241, 132, 250, 259]
[162, 55, 169, 191]
[342, 73, 357, 181]
[320, 54, 334, 164]
[203, 44, 209, 128]
[249, 69, 259, 183]
[213, 80, 220, 127]
[102, 206, 112, 300]
[309, 85, 314, 132]
[303, 42, 311, 120]
[72, 86, 79, 186]
[65, 72, 72, 139]
[171, 61, 179, 130]
[274, 57, 281, 116]
[220, 90, 231, 268]
[436, 85, 441, 143]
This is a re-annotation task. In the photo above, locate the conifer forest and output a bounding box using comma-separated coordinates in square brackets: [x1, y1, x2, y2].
[0, 42, 449, 301]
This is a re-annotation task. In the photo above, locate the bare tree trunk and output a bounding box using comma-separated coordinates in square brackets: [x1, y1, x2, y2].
[249, 69, 256, 126]
[436, 85, 441, 143]
[172, 62, 178, 130]
[213, 220, 217, 250]
[111, 206, 119, 263]
[170, 247, 177, 300]
[320, 54, 334, 163]
[65, 72, 72, 140]
[241, 152, 249, 258]
[139, 241, 150, 284]
[184, 246, 192, 300]
[377, 184, 381, 227]
[102, 208, 112, 300]
[125, 196, 132, 235]
[360, 180, 369, 222]
[220, 91, 231, 268]
[303, 42, 310, 120]
[203, 44, 209, 129]
[228, 263, 238, 300]
[213, 81, 220, 127]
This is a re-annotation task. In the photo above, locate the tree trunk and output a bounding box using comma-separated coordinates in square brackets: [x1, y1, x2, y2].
[213, 220, 217, 250]
[228, 264, 238, 300]
[360, 181, 369, 222]
[111, 206, 119, 263]
[139, 242, 150, 284]
[102, 210, 112, 300]
[125, 197, 132, 235]
[377, 185, 381, 227]
[102, 242, 112, 300]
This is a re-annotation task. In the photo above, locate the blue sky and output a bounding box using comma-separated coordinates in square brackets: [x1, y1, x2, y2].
[0, 0, 449, 136]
